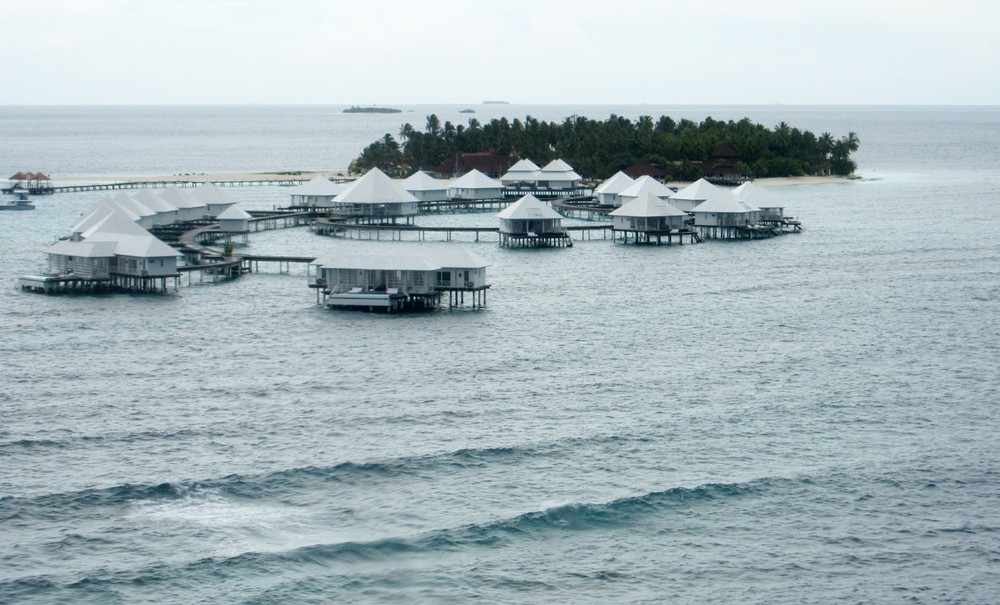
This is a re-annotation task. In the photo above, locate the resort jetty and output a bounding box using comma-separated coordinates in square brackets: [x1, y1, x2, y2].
[3, 172, 53, 195]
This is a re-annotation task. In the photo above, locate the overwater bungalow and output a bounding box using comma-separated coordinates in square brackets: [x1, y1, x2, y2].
[609, 191, 694, 245]
[159, 187, 209, 222]
[733, 181, 783, 222]
[330, 167, 419, 224]
[310, 246, 490, 311]
[108, 192, 158, 229]
[593, 171, 636, 206]
[496, 194, 570, 248]
[24, 208, 181, 293]
[216, 204, 253, 243]
[132, 189, 180, 225]
[286, 176, 345, 207]
[400, 170, 449, 202]
[536, 159, 582, 191]
[191, 182, 240, 217]
[690, 188, 765, 239]
[669, 178, 718, 212]
[617, 175, 675, 206]
[447, 169, 504, 201]
[499, 159, 541, 188]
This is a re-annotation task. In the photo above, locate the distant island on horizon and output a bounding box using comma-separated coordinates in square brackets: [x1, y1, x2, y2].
[483, 101, 509, 105]
[344, 106, 402, 114]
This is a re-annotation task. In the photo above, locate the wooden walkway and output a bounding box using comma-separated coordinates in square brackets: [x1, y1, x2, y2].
[45, 178, 310, 194]
[313, 218, 612, 242]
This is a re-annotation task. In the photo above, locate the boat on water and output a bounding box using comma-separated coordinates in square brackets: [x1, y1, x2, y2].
[1, 190, 35, 211]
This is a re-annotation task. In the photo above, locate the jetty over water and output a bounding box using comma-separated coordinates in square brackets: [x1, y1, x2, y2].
[44, 177, 311, 194]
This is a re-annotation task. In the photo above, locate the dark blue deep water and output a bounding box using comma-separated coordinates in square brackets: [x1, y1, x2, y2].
[1, 105, 999, 604]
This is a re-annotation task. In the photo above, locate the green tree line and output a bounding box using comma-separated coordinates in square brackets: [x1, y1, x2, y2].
[350, 114, 859, 180]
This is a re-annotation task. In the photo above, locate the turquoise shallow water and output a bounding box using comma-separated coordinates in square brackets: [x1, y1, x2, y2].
[1, 106, 999, 604]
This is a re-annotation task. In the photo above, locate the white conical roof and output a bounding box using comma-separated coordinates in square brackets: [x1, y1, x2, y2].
[670, 178, 718, 202]
[80, 206, 154, 238]
[496, 194, 562, 220]
[191, 182, 240, 205]
[538, 159, 581, 182]
[507, 158, 540, 172]
[217, 204, 253, 220]
[109, 192, 156, 219]
[335, 168, 418, 204]
[83, 210, 180, 258]
[691, 188, 754, 214]
[159, 187, 208, 210]
[132, 189, 178, 214]
[70, 201, 116, 234]
[400, 170, 447, 192]
[594, 171, 636, 195]
[733, 181, 783, 209]
[288, 175, 345, 196]
[541, 159, 574, 172]
[610, 191, 687, 218]
[449, 168, 503, 190]
[618, 175, 674, 199]
[46, 239, 118, 258]
[500, 159, 542, 183]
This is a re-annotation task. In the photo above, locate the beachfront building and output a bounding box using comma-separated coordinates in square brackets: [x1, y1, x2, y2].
[400, 170, 449, 202]
[536, 159, 582, 190]
[593, 171, 636, 206]
[499, 159, 541, 188]
[669, 178, 718, 212]
[330, 167, 419, 224]
[287, 176, 345, 207]
[159, 187, 209, 222]
[496, 194, 570, 248]
[447, 169, 504, 200]
[609, 191, 693, 245]
[191, 182, 240, 216]
[310, 246, 490, 311]
[617, 175, 676, 206]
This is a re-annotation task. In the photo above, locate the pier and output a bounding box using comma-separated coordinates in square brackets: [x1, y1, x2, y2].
[33, 178, 311, 194]
[312, 218, 611, 243]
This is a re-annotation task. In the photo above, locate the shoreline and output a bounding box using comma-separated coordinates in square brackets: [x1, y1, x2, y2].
[45, 172, 856, 187]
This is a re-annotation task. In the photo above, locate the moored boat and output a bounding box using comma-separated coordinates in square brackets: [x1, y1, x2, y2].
[1, 190, 35, 211]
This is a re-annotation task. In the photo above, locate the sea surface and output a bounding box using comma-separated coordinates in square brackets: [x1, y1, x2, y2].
[1, 105, 999, 604]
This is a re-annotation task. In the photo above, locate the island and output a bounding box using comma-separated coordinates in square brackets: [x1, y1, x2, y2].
[350, 113, 859, 181]
[344, 106, 402, 114]
[459, 108, 476, 113]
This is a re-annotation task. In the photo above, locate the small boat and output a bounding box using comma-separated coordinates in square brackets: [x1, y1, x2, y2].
[1, 190, 35, 211]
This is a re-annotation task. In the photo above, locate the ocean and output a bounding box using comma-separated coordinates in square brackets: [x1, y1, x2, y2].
[1, 105, 998, 604]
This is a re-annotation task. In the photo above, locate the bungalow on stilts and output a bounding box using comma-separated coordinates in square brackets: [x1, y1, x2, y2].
[496, 194, 571, 248]
[609, 191, 697, 245]
[309, 246, 490, 312]
[330, 167, 419, 224]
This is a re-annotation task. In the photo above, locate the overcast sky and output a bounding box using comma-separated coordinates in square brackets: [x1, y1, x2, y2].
[4, 0, 998, 105]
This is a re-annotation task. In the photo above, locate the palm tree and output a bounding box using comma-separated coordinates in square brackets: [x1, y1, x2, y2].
[398, 123, 415, 144]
